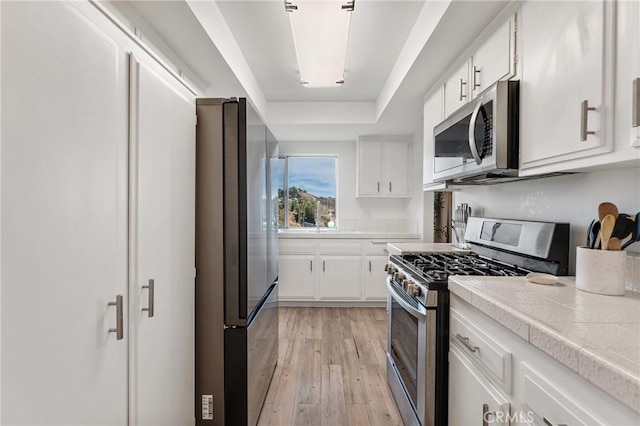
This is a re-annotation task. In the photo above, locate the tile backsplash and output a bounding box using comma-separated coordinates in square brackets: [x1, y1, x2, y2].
[453, 167, 640, 277]
[339, 218, 418, 234]
[627, 253, 640, 292]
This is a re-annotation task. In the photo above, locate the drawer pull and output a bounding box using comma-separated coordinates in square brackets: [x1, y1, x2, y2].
[456, 333, 479, 353]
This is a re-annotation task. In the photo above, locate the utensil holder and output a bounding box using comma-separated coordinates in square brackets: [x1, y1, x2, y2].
[451, 220, 468, 249]
[575, 246, 627, 296]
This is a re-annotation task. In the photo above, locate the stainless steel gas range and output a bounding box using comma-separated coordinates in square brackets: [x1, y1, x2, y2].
[385, 217, 570, 426]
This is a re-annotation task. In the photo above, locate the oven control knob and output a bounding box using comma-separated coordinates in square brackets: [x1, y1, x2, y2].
[401, 279, 410, 290]
[395, 273, 405, 282]
[385, 264, 396, 275]
[409, 284, 421, 297]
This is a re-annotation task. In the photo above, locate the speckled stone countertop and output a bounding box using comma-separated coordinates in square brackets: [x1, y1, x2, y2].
[448, 276, 640, 413]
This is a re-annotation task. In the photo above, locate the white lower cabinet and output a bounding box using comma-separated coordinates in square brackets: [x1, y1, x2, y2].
[450, 294, 640, 426]
[278, 255, 316, 300]
[319, 256, 362, 300]
[520, 363, 601, 426]
[363, 256, 389, 300]
[449, 345, 512, 426]
[278, 238, 413, 302]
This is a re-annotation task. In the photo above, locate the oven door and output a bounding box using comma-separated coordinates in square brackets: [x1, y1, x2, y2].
[433, 85, 499, 182]
[387, 277, 437, 426]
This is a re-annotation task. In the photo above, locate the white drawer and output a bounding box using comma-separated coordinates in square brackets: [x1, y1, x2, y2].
[317, 240, 362, 255]
[450, 308, 513, 394]
[279, 240, 317, 255]
[521, 363, 601, 426]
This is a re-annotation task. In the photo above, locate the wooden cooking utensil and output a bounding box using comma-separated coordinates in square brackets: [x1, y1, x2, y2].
[600, 214, 615, 250]
[598, 202, 619, 222]
[608, 237, 621, 251]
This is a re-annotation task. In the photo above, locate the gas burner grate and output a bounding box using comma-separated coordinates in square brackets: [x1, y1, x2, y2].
[393, 252, 530, 283]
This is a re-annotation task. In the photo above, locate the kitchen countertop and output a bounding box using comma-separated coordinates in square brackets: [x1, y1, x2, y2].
[386, 242, 469, 255]
[278, 230, 421, 240]
[448, 275, 640, 413]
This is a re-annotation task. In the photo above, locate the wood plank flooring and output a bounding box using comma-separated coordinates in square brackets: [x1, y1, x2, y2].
[258, 307, 404, 426]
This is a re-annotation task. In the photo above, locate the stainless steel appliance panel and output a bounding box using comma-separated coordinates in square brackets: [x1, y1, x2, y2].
[433, 80, 519, 182]
[196, 98, 279, 426]
[195, 98, 226, 425]
[246, 112, 268, 319]
[225, 284, 278, 426]
[266, 128, 280, 288]
[387, 278, 438, 426]
[223, 100, 247, 326]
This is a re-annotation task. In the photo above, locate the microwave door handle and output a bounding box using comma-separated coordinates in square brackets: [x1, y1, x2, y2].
[468, 100, 483, 165]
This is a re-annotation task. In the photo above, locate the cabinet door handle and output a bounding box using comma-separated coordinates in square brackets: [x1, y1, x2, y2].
[310, 260, 313, 272]
[369, 260, 372, 272]
[580, 100, 596, 141]
[456, 333, 479, 353]
[459, 78, 467, 101]
[389, 181, 392, 192]
[108, 294, 124, 340]
[142, 279, 155, 318]
[377, 181, 380, 192]
[482, 403, 494, 426]
[323, 261, 325, 272]
[473, 66, 481, 89]
[543, 417, 568, 426]
[633, 78, 640, 128]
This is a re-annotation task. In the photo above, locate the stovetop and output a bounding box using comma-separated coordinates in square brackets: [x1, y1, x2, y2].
[387, 252, 531, 297]
[400, 252, 530, 279]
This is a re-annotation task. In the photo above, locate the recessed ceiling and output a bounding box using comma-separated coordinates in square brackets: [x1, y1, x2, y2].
[216, 0, 425, 102]
[112, 0, 510, 141]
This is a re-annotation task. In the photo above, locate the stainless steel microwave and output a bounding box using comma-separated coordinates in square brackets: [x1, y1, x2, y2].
[433, 80, 519, 183]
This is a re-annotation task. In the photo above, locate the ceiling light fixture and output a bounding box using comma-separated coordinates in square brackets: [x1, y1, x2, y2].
[285, 0, 355, 88]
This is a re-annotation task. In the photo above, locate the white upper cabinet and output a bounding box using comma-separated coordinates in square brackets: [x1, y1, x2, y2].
[442, 14, 516, 120]
[470, 17, 515, 99]
[519, 1, 617, 173]
[444, 62, 470, 118]
[616, 0, 640, 150]
[357, 136, 411, 198]
[423, 91, 446, 190]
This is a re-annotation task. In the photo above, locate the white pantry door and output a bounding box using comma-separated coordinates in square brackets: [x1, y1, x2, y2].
[1, 1, 129, 424]
[128, 54, 196, 425]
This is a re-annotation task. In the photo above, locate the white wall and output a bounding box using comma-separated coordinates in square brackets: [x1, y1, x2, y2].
[452, 167, 640, 274]
[278, 138, 424, 234]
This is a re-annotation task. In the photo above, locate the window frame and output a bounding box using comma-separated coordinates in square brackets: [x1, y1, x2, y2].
[279, 155, 338, 229]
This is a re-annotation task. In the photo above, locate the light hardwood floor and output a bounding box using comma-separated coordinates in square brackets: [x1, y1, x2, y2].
[258, 307, 404, 426]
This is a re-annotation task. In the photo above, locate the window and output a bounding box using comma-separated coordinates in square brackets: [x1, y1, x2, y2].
[277, 156, 337, 229]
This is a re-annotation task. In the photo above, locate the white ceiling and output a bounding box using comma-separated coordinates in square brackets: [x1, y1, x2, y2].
[216, 1, 425, 102]
[116, 0, 510, 142]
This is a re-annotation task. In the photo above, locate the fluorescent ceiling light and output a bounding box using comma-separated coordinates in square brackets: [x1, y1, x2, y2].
[285, 0, 355, 88]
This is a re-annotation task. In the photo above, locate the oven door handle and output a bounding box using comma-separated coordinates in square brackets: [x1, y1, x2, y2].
[387, 278, 427, 320]
[468, 99, 484, 165]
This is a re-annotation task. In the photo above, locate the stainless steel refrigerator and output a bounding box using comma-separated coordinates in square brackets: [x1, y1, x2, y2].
[195, 98, 279, 426]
